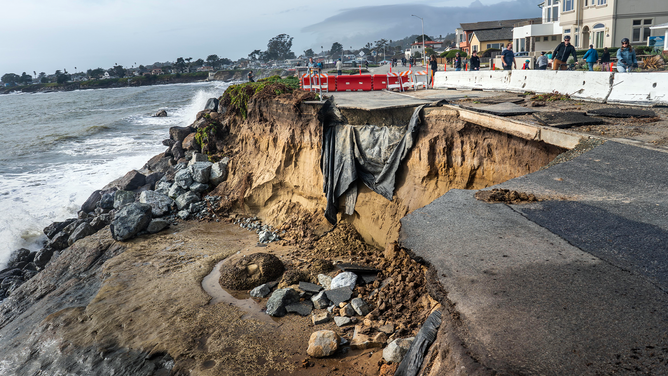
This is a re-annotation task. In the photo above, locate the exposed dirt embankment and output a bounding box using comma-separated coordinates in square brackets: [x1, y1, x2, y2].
[215, 98, 565, 247]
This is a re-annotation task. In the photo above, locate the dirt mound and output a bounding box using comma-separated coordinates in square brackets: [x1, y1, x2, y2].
[219, 252, 285, 290]
[475, 188, 539, 204]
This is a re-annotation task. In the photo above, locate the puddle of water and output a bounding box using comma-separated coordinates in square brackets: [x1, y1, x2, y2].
[201, 259, 278, 325]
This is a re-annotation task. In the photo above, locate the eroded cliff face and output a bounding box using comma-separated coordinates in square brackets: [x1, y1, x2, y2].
[215, 97, 565, 247]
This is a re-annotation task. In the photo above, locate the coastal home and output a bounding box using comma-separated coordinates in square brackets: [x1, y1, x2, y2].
[512, 0, 563, 54]
[558, 0, 668, 49]
[151, 68, 163, 75]
[409, 40, 445, 57]
[459, 18, 541, 54]
[470, 28, 514, 53]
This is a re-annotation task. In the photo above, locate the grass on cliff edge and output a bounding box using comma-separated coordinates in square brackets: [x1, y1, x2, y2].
[220, 75, 302, 119]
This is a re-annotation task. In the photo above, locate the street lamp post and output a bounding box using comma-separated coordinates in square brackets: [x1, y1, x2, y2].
[412, 14, 427, 89]
[412, 14, 425, 66]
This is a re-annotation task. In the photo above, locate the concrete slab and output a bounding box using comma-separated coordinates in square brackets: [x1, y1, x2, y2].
[400, 141, 668, 374]
[533, 111, 607, 129]
[328, 91, 431, 110]
[587, 107, 657, 118]
[401, 189, 668, 374]
[462, 102, 537, 116]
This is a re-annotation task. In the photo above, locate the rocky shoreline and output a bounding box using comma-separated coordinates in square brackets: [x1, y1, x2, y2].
[0, 83, 443, 375]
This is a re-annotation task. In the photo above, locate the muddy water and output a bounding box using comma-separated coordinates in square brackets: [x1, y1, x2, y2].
[201, 259, 278, 325]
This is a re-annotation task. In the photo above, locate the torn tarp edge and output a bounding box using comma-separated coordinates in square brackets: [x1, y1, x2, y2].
[321, 104, 426, 224]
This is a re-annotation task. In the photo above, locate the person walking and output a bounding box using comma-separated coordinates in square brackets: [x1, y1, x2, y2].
[552, 35, 577, 70]
[600, 47, 611, 72]
[336, 58, 342, 76]
[454, 52, 462, 71]
[247, 70, 254, 82]
[583, 45, 599, 71]
[502, 43, 516, 70]
[429, 54, 437, 85]
[616, 38, 637, 72]
[469, 51, 480, 71]
[537, 51, 549, 70]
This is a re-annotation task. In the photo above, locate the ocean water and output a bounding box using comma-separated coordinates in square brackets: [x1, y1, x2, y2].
[0, 81, 231, 268]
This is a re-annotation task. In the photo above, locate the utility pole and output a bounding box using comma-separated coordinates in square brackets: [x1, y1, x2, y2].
[412, 14, 428, 89]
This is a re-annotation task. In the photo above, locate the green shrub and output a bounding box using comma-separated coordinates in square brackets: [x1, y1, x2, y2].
[442, 50, 468, 59]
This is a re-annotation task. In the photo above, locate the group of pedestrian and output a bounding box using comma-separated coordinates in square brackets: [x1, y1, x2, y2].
[499, 36, 637, 73]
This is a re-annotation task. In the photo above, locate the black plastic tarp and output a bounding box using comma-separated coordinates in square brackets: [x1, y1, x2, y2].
[321, 105, 425, 224]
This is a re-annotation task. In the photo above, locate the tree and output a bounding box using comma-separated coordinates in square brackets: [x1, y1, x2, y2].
[219, 58, 232, 66]
[248, 49, 262, 61]
[265, 34, 295, 60]
[37, 72, 47, 83]
[1, 73, 20, 85]
[193, 58, 204, 68]
[87, 68, 105, 79]
[111, 65, 125, 78]
[330, 42, 343, 58]
[20, 72, 32, 85]
[206, 54, 220, 69]
[138, 65, 147, 74]
[55, 70, 70, 84]
[174, 57, 186, 73]
[304, 48, 314, 58]
[374, 39, 389, 50]
[415, 34, 433, 43]
[425, 47, 436, 57]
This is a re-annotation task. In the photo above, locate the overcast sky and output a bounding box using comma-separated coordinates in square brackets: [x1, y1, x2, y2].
[0, 0, 541, 76]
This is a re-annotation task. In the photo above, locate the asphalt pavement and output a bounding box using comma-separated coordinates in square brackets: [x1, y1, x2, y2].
[400, 140, 668, 374]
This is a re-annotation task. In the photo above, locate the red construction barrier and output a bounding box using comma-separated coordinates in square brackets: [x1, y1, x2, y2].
[336, 75, 373, 91]
[301, 74, 335, 91]
[372, 75, 388, 90]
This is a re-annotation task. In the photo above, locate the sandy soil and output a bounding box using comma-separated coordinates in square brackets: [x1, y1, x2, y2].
[44, 217, 434, 376]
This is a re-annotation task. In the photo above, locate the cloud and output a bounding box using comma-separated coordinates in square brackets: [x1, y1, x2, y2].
[301, 0, 540, 50]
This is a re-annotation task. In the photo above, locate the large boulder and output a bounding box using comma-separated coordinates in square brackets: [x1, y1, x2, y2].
[109, 203, 152, 241]
[144, 172, 164, 190]
[218, 253, 284, 290]
[117, 170, 146, 191]
[189, 162, 212, 184]
[6, 248, 31, 268]
[68, 222, 97, 245]
[169, 126, 193, 143]
[204, 98, 219, 112]
[174, 169, 193, 189]
[139, 190, 174, 217]
[146, 219, 169, 233]
[43, 219, 77, 239]
[34, 247, 55, 269]
[153, 109, 167, 117]
[266, 288, 299, 317]
[99, 192, 115, 210]
[47, 232, 71, 251]
[307, 330, 340, 358]
[113, 190, 135, 210]
[174, 192, 200, 211]
[171, 141, 185, 161]
[182, 133, 199, 151]
[209, 157, 230, 186]
[81, 190, 102, 213]
[168, 184, 186, 199]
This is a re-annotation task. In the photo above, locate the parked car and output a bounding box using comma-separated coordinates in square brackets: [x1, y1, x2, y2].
[514, 51, 529, 57]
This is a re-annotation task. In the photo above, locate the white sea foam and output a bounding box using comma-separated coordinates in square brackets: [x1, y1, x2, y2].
[0, 81, 230, 268]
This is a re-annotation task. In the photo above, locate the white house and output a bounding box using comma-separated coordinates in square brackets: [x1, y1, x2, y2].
[558, 0, 668, 49]
[512, 0, 563, 54]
